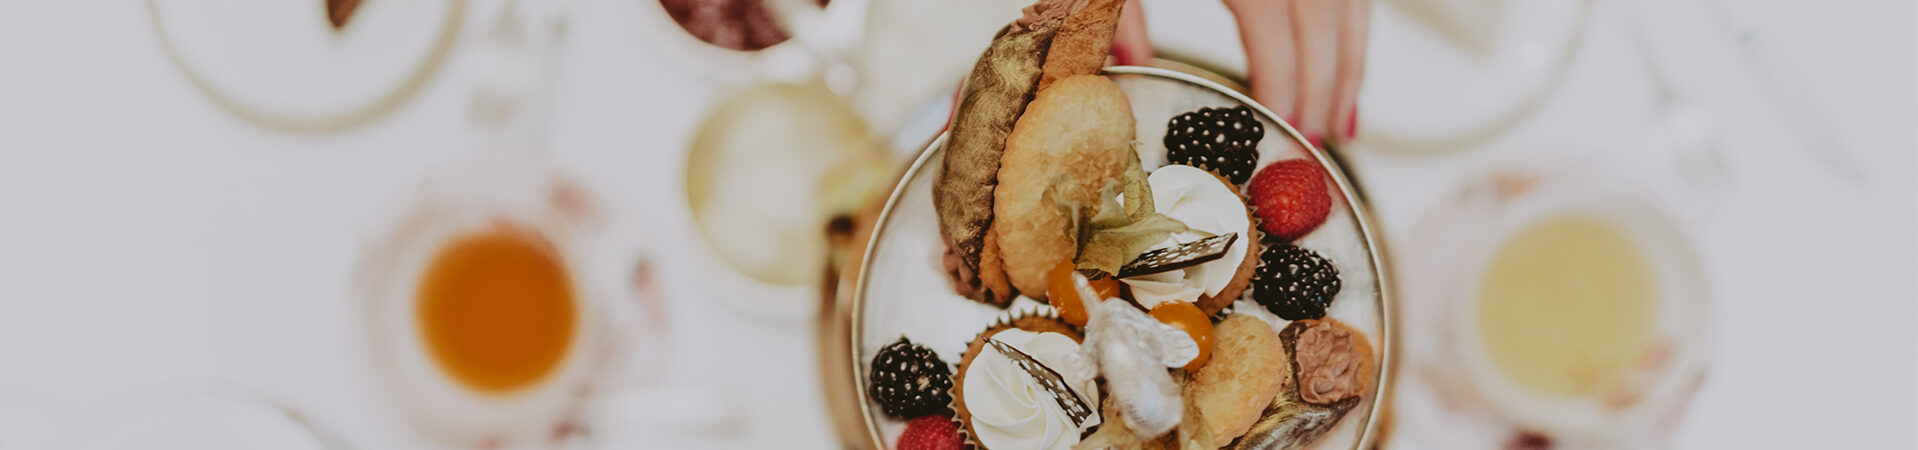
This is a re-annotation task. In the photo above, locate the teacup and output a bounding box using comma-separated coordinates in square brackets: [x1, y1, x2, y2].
[356, 154, 661, 447]
[1412, 163, 1710, 447]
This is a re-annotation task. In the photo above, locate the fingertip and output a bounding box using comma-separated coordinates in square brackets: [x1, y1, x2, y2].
[1113, 0, 1153, 66]
[1112, 42, 1145, 67]
[1343, 106, 1359, 140]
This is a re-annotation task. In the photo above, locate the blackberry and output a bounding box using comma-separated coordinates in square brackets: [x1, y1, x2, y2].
[868, 337, 954, 418]
[1251, 243, 1341, 320]
[1164, 105, 1263, 185]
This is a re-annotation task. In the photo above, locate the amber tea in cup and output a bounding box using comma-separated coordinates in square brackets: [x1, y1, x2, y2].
[415, 228, 579, 393]
[360, 155, 668, 446]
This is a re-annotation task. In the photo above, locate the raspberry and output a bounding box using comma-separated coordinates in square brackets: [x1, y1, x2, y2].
[1251, 243, 1341, 320]
[1165, 106, 1263, 185]
[868, 337, 954, 419]
[896, 415, 964, 450]
[1247, 159, 1331, 241]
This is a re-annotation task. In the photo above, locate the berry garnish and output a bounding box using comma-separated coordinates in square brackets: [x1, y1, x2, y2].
[1149, 301, 1214, 370]
[1046, 260, 1120, 327]
[1247, 159, 1331, 241]
[1251, 243, 1342, 320]
[896, 415, 964, 450]
[1165, 105, 1263, 185]
[868, 337, 954, 419]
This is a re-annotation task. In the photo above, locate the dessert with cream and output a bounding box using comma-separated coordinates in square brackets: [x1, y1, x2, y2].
[1122, 164, 1260, 314]
[1291, 318, 1376, 406]
[1224, 318, 1376, 450]
[954, 315, 1097, 450]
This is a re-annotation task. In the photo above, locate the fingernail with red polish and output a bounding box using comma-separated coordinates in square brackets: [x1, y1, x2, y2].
[1304, 131, 1323, 148]
[1344, 107, 1359, 139]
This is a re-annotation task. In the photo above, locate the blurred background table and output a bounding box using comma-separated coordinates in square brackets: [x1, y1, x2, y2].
[0, 0, 1911, 448]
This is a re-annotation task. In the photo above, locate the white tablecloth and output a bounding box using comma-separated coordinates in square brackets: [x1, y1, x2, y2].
[0, 0, 1910, 448]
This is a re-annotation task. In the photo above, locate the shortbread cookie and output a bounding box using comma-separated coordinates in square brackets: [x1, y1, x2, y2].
[993, 74, 1136, 297]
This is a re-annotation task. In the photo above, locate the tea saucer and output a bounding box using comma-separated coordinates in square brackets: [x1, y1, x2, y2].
[148, 0, 462, 131]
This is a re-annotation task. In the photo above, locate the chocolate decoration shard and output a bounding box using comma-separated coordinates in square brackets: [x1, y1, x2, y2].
[326, 0, 362, 30]
[1226, 395, 1355, 450]
[987, 339, 1095, 426]
[1117, 232, 1237, 278]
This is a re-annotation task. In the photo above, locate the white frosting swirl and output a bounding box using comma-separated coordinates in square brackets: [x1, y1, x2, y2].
[963, 329, 1100, 450]
[1124, 165, 1252, 309]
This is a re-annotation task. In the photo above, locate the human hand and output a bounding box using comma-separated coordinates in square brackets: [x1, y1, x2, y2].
[1114, 0, 1371, 147]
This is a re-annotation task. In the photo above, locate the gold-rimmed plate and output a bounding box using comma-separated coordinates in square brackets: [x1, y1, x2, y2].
[837, 66, 1394, 450]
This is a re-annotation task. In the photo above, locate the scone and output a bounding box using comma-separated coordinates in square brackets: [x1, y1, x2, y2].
[953, 313, 1098, 450]
[993, 74, 1136, 298]
[1189, 314, 1287, 442]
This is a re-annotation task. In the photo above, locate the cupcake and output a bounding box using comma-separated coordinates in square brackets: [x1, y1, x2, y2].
[1121, 164, 1262, 315]
[953, 311, 1101, 450]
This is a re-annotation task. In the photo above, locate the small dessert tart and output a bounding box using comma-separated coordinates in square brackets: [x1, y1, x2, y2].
[1285, 318, 1376, 407]
[1122, 165, 1262, 315]
[953, 312, 1100, 450]
[1227, 318, 1377, 449]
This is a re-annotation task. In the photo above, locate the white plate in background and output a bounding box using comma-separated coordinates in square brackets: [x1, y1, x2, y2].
[148, 0, 462, 131]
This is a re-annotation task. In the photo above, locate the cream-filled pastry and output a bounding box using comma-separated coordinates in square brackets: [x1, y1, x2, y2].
[960, 328, 1100, 450]
[1124, 165, 1257, 312]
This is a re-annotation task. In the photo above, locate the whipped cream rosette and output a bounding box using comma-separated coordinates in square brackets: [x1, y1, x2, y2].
[953, 310, 1099, 450]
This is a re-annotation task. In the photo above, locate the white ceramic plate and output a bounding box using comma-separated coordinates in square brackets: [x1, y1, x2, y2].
[148, 0, 462, 131]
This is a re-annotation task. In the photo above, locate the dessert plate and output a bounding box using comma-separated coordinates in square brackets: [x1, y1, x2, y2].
[148, 0, 462, 132]
[838, 66, 1393, 449]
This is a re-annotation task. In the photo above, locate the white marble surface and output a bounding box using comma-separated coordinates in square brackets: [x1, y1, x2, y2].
[0, 0, 1911, 448]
